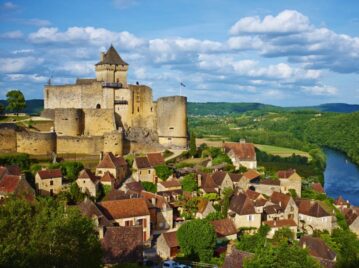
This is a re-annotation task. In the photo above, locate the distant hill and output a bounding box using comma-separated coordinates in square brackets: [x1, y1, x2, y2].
[1, 100, 358, 116]
[0, 99, 44, 115]
[188, 102, 359, 115]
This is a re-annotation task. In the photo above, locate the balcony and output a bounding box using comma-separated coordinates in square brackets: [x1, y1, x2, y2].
[114, 100, 128, 105]
[102, 82, 122, 89]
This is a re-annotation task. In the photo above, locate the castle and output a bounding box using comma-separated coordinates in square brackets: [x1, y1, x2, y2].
[0, 46, 188, 156]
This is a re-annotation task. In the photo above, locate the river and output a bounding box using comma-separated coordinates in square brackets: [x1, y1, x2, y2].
[324, 148, 359, 206]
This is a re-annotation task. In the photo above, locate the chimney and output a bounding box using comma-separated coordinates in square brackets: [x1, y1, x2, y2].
[98, 225, 105, 239]
[100, 52, 105, 61]
[197, 174, 202, 188]
[240, 139, 246, 144]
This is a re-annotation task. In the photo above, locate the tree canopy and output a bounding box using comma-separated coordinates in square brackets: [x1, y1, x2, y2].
[141, 181, 157, 193]
[6, 90, 26, 114]
[154, 164, 172, 181]
[177, 219, 216, 262]
[189, 131, 197, 157]
[181, 173, 198, 192]
[0, 197, 102, 268]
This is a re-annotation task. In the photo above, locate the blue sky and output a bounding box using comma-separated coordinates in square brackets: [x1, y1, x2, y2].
[1, 0, 359, 106]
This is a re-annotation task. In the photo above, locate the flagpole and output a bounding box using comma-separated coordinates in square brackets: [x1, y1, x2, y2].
[180, 82, 182, 96]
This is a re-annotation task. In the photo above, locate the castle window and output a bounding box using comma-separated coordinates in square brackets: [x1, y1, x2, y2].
[169, 127, 174, 130]
[151, 107, 153, 112]
[96, 104, 101, 109]
[137, 107, 139, 112]
[50, 180, 53, 186]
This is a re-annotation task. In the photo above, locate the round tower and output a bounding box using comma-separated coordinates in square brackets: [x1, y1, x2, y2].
[156, 96, 188, 148]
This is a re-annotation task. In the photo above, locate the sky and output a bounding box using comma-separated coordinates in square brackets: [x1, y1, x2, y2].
[1, 0, 359, 106]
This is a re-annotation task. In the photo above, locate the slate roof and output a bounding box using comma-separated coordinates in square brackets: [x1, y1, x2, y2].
[98, 199, 150, 219]
[263, 219, 297, 227]
[277, 169, 296, 179]
[96, 45, 128, 66]
[299, 236, 336, 261]
[223, 248, 253, 268]
[147, 153, 165, 167]
[78, 169, 99, 183]
[37, 169, 62, 180]
[229, 192, 256, 215]
[134, 157, 151, 169]
[224, 142, 256, 161]
[162, 231, 179, 248]
[211, 219, 237, 237]
[97, 152, 127, 169]
[101, 226, 143, 264]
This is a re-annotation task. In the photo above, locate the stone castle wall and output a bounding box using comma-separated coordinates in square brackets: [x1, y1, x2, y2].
[0, 124, 18, 153]
[156, 96, 188, 147]
[17, 130, 56, 155]
[57, 136, 104, 155]
[83, 109, 116, 136]
[104, 131, 123, 155]
[54, 108, 84, 136]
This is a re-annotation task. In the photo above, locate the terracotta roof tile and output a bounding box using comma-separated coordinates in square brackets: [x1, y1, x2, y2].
[224, 142, 256, 161]
[211, 219, 237, 237]
[197, 199, 210, 213]
[140, 191, 169, 209]
[147, 153, 165, 167]
[296, 199, 330, 217]
[299, 236, 336, 261]
[135, 157, 151, 169]
[343, 208, 358, 225]
[223, 248, 253, 268]
[263, 219, 297, 227]
[245, 189, 260, 200]
[163, 231, 179, 248]
[312, 183, 325, 193]
[97, 152, 127, 169]
[159, 178, 181, 189]
[0, 166, 8, 179]
[261, 178, 280, 186]
[264, 204, 283, 214]
[241, 170, 260, 181]
[230, 192, 256, 215]
[78, 169, 99, 183]
[98, 198, 150, 219]
[334, 195, 349, 206]
[212, 171, 228, 185]
[104, 189, 137, 201]
[228, 173, 241, 182]
[125, 181, 144, 193]
[270, 191, 291, 209]
[200, 173, 218, 193]
[254, 198, 267, 207]
[277, 169, 296, 179]
[78, 199, 112, 227]
[101, 171, 115, 182]
[37, 169, 62, 180]
[6, 165, 21, 176]
[0, 175, 20, 193]
[101, 226, 143, 264]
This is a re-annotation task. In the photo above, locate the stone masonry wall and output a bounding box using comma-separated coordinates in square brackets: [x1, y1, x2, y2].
[17, 130, 56, 155]
[83, 109, 116, 136]
[57, 136, 104, 155]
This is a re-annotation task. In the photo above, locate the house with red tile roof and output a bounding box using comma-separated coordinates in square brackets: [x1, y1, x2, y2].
[211, 218, 238, 241]
[223, 140, 257, 170]
[311, 182, 325, 194]
[133, 156, 156, 183]
[140, 191, 173, 230]
[96, 152, 128, 183]
[228, 192, 261, 229]
[263, 219, 297, 239]
[156, 231, 179, 259]
[157, 178, 181, 192]
[223, 246, 253, 268]
[97, 198, 151, 241]
[296, 199, 336, 234]
[299, 236, 336, 268]
[100, 171, 116, 187]
[334, 195, 350, 209]
[236, 169, 261, 190]
[76, 169, 100, 197]
[195, 198, 216, 219]
[35, 169, 63, 195]
[342, 207, 359, 237]
[0, 174, 34, 200]
[277, 169, 302, 197]
[268, 191, 299, 224]
[252, 178, 281, 196]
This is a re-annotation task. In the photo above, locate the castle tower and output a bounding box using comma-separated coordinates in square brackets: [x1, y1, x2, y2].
[95, 45, 128, 87]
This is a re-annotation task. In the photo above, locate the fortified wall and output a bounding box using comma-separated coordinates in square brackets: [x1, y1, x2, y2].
[0, 45, 188, 156]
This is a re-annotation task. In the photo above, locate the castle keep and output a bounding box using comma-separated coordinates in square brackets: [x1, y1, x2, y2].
[0, 46, 188, 155]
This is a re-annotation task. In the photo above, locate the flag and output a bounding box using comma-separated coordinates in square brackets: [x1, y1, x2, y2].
[180, 82, 186, 87]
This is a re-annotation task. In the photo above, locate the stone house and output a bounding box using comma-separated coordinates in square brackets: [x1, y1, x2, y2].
[236, 170, 261, 190]
[76, 169, 100, 197]
[133, 156, 156, 183]
[210, 218, 238, 241]
[311, 182, 325, 194]
[198, 173, 219, 194]
[263, 219, 297, 239]
[244, 189, 267, 213]
[269, 191, 298, 224]
[196, 199, 216, 219]
[223, 247, 253, 268]
[228, 192, 261, 229]
[263, 204, 285, 221]
[299, 236, 336, 268]
[343, 207, 359, 237]
[212, 171, 234, 194]
[124, 181, 144, 194]
[157, 178, 181, 192]
[156, 231, 179, 259]
[35, 169, 63, 195]
[95, 152, 128, 183]
[100, 171, 116, 187]
[334, 196, 350, 210]
[141, 191, 173, 230]
[277, 169, 302, 197]
[296, 199, 336, 234]
[253, 178, 281, 196]
[223, 140, 257, 169]
[0, 174, 34, 200]
[97, 198, 151, 241]
[147, 152, 165, 167]
[101, 226, 143, 265]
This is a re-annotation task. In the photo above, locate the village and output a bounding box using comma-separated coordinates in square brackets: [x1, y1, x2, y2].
[1, 138, 358, 268]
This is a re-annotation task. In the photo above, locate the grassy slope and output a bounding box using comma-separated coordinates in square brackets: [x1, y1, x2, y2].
[254, 144, 310, 158]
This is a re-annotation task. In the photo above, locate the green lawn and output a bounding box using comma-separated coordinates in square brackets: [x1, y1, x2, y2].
[255, 144, 310, 158]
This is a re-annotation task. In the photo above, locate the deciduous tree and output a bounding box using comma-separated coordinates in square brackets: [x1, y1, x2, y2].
[6, 90, 26, 115]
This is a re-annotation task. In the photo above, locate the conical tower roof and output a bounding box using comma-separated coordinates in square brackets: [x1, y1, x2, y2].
[95, 45, 128, 66]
